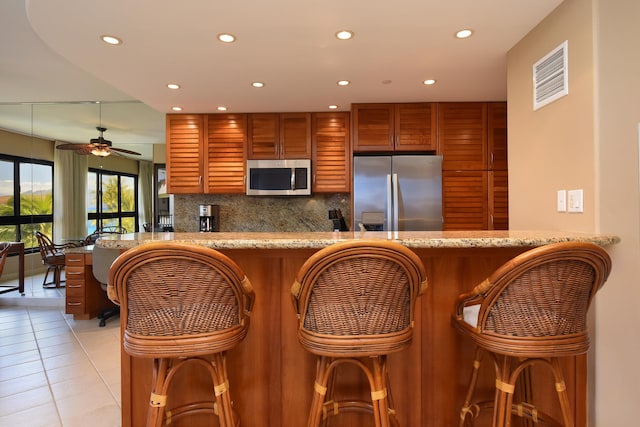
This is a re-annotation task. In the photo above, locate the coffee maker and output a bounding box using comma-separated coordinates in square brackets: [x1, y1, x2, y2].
[199, 204, 220, 232]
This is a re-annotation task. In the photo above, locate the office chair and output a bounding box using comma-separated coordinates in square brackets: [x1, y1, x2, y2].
[92, 245, 122, 327]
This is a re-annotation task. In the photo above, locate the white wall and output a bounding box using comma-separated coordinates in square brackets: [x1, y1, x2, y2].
[507, 0, 640, 424]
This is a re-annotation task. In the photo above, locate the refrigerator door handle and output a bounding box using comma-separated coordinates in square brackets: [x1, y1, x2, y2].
[386, 174, 393, 231]
[392, 173, 399, 231]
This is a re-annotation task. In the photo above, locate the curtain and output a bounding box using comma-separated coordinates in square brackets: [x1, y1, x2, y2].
[53, 143, 88, 242]
[138, 160, 153, 229]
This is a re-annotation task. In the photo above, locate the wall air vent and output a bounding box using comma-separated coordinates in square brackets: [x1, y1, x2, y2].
[533, 40, 569, 111]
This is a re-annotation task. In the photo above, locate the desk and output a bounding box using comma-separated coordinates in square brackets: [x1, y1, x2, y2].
[0, 242, 25, 295]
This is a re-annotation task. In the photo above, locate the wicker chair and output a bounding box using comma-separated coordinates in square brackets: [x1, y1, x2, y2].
[108, 242, 255, 427]
[451, 242, 612, 427]
[34, 231, 78, 288]
[291, 240, 428, 427]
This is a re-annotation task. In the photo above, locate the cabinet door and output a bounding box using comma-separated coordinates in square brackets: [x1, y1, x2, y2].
[280, 113, 311, 159]
[312, 112, 351, 193]
[395, 103, 437, 151]
[439, 103, 487, 171]
[488, 102, 508, 171]
[352, 103, 394, 152]
[247, 113, 279, 159]
[205, 114, 247, 194]
[166, 114, 204, 193]
[442, 170, 488, 230]
[489, 170, 509, 230]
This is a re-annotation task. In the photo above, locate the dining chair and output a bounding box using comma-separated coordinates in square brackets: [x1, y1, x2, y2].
[34, 231, 78, 288]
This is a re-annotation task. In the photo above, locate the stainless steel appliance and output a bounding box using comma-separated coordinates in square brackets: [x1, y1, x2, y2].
[246, 159, 311, 196]
[353, 155, 442, 231]
[199, 204, 220, 232]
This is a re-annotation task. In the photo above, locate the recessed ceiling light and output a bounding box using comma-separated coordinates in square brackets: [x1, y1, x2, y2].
[100, 35, 122, 45]
[335, 30, 354, 40]
[328, 105, 338, 110]
[423, 79, 436, 85]
[455, 29, 473, 39]
[217, 33, 236, 43]
[167, 83, 181, 90]
[217, 106, 227, 111]
[252, 82, 265, 88]
[171, 106, 183, 112]
[337, 80, 350, 86]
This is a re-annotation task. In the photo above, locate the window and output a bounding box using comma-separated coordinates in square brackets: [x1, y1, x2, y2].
[87, 168, 138, 233]
[0, 155, 54, 250]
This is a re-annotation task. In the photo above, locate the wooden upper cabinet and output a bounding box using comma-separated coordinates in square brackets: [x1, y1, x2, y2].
[204, 114, 247, 194]
[312, 112, 351, 193]
[166, 114, 204, 194]
[439, 102, 488, 171]
[352, 104, 394, 152]
[394, 103, 437, 151]
[487, 102, 507, 171]
[247, 113, 311, 159]
[352, 103, 437, 153]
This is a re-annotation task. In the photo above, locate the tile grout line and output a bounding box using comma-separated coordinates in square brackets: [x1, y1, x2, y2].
[60, 313, 121, 407]
[26, 307, 64, 426]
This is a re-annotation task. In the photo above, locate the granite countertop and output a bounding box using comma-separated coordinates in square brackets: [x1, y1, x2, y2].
[64, 244, 94, 254]
[93, 230, 620, 250]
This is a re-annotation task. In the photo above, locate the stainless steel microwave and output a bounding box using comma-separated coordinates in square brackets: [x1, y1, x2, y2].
[246, 159, 311, 196]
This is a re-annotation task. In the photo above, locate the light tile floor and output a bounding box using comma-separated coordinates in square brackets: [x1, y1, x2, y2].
[0, 274, 122, 427]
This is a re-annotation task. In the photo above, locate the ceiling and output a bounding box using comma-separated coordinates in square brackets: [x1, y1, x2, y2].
[0, 0, 564, 161]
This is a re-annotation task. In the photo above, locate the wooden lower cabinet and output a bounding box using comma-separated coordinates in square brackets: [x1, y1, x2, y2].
[65, 252, 116, 320]
[119, 247, 586, 427]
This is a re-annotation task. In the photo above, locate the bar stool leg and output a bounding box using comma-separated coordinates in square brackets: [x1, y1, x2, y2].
[307, 356, 331, 427]
[147, 358, 170, 427]
[550, 358, 575, 427]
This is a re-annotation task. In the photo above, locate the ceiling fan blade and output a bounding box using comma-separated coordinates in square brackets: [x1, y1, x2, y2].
[110, 147, 142, 156]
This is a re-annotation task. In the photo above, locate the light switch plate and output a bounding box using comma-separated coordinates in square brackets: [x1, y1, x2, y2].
[557, 190, 567, 212]
[567, 189, 584, 213]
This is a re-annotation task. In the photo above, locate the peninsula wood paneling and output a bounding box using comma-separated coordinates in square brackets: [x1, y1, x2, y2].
[204, 114, 247, 194]
[118, 245, 584, 427]
[311, 112, 351, 193]
[166, 114, 204, 194]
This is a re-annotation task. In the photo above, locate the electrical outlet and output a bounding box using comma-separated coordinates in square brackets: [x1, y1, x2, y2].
[557, 190, 567, 212]
[567, 189, 584, 213]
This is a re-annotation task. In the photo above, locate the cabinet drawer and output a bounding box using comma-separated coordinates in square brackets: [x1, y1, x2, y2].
[65, 297, 85, 314]
[65, 254, 85, 265]
[65, 266, 85, 277]
[65, 283, 85, 297]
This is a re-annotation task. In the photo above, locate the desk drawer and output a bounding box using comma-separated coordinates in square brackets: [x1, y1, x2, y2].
[65, 297, 85, 314]
[65, 253, 85, 265]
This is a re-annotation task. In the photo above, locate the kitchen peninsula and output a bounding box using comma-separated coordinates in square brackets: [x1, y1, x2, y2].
[97, 230, 619, 427]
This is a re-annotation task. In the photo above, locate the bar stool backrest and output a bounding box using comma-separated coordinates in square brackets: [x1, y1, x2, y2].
[108, 242, 254, 359]
[292, 240, 428, 357]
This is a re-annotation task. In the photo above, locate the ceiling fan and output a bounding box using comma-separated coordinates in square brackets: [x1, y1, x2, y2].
[56, 126, 141, 157]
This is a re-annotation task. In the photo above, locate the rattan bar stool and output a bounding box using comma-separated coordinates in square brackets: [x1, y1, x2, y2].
[108, 242, 255, 427]
[451, 242, 611, 427]
[291, 240, 428, 427]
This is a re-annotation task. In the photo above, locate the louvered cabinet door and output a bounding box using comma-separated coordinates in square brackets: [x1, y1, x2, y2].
[442, 170, 488, 230]
[352, 103, 394, 152]
[247, 113, 279, 159]
[312, 112, 351, 193]
[280, 113, 311, 159]
[394, 103, 437, 151]
[489, 170, 509, 230]
[439, 103, 488, 171]
[166, 114, 204, 194]
[488, 102, 507, 171]
[205, 114, 247, 194]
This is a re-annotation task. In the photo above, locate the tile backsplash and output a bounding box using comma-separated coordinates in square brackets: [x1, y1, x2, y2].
[173, 193, 350, 232]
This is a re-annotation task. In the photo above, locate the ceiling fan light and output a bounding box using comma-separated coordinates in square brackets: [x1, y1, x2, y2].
[91, 147, 111, 157]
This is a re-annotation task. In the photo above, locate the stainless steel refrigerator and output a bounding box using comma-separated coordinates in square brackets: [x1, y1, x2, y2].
[353, 155, 442, 231]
